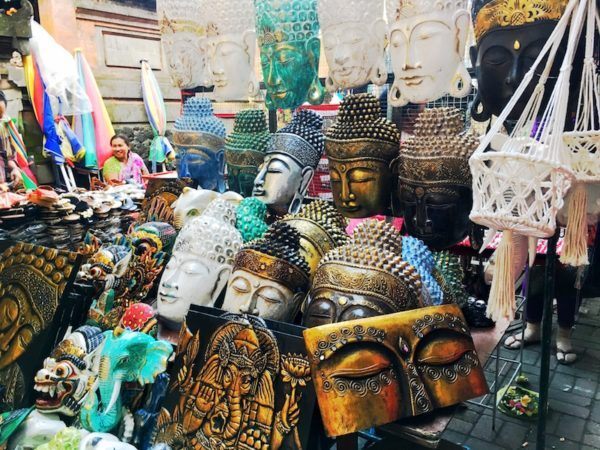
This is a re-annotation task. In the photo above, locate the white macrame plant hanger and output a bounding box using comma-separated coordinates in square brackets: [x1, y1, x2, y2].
[560, 0, 600, 266]
[469, 0, 589, 321]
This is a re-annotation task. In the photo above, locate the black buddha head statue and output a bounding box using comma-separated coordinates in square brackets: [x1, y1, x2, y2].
[470, 0, 569, 121]
[393, 108, 478, 250]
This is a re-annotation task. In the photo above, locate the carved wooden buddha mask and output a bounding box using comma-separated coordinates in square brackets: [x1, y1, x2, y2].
[303, 304, 489, 436]
[392, 108, 478, 249]
[222, 223, 310, 323]
[325, 94, 400, 218]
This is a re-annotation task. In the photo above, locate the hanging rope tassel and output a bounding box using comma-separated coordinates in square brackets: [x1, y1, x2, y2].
[487, 230, 515, 321]
[560, 183, 589, 266]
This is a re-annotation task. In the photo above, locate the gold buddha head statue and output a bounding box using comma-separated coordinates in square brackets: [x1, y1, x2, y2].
[222, 222, 311, 322]
[325, 93, 400, 218]
[281, 200, 348, 277]
[303, 219, 422, 327]
[393, 108, 478, 249]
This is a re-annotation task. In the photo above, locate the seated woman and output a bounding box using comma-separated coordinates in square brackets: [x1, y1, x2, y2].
[103, 134, 149, 185]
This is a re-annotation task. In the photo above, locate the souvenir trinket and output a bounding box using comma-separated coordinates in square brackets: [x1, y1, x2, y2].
[235, 197, 269, 243]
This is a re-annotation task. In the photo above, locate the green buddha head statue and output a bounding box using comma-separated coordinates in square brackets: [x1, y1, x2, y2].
[254, 0, 325, 110]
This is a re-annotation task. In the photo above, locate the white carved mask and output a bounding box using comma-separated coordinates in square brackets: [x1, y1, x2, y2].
[202, 0, 258, 101]
[318, 0, 387, 91]
[387, 0, 471, 106]
[157, 0, 210, 89]
[156, 200, 242, 323]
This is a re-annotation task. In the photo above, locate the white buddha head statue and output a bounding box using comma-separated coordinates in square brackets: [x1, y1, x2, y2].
[386, 0, 472, 106]
[318, 0, 387, 91]
[156, 199, 243, 324]
[201, 0, 258, 101]
[157, 0, 210, 89]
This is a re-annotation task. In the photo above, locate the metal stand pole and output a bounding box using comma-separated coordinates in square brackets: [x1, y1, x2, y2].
[536, 231, 559, 450]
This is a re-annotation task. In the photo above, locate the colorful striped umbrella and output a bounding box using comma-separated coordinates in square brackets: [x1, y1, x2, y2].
[141, 60, 174, 172]
[0, 118, 37, 183]
[73, 49, 115, 169]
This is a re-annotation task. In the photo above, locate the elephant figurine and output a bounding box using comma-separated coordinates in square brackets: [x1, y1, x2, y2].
[132, 373, 170, 450]
[172, 187, 243, 230]
[79, 331, 172, 434]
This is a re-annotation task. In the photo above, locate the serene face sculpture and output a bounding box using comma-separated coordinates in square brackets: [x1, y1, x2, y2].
[318, 0, 387, 91]
[386, 0, 471, 106]
[0, 243, 77, 371]
[157, 200, 242, 324]
[222, 222, 310, 322]
[325, 94, 400, 218]
[225, 110, 270, 198]
[254, 0, 325, 109]
[203, 0, 259, 101]
[157, 2, 209, 89]
[470, 0, 568, 121]
[281, 200, 348, 277]
[303, 304, 489, 437]
[253, 110, 325, 216]
[34, 326, 104, 417]
[393, 108, 478, 249]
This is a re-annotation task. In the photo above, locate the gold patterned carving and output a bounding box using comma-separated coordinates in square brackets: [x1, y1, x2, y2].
[234, 249, 309, 292]
[172, 130, 225, 153]
[474, 0, 568, 41]
[326, 139, 397, 162]
[396, 155, 472, 187]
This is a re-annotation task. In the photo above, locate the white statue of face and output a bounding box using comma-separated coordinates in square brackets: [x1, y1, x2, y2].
[206, 32, 257, 101]
[389, 10, 471, 106]
[157, 252, 229, 323]
[221, 269, 301, 322]
[323, 20, 387, 91]
[161, 30, 210, 89]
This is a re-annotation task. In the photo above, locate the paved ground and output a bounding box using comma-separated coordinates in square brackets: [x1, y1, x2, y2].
[442, 297, 600, 450]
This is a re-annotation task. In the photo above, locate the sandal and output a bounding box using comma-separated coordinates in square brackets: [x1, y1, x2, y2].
[556, 346, 578, 365]
[503, 333, 540, 350]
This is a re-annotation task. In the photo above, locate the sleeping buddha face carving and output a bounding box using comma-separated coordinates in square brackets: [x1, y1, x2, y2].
[386, 0, 472, 106]
[202, 0, 259, 101]
[303, 304, 489, 437]
[470, 0, 569, 121]
[325, 93, 400, 218]
[0, 243, 77, 370]
[304, 220, 422, 327]
[222, 222, 310, 323]
[254, 0, 325, 109]
[393, 108, 478, 249]
[318, 0, 387, 91]
[157, 199, 242, 324]
[253, 110, 324, 216]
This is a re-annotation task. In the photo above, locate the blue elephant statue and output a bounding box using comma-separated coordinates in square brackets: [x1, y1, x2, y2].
[80, 330, 173, 434]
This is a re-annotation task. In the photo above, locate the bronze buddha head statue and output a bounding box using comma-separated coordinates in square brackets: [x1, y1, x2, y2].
[222, 222, 311, 322]
[470, 0, 569, 121]
[393, 108, 478, 249]
[303, 219, 422, 328]
[253, 110, 325, 216]
[224, 110, 270, 197]
[281, 200, 348, 278]
[303, 304, 489, 436]
[326, 93, 400, 218]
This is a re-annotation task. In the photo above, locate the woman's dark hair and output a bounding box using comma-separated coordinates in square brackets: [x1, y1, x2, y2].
[110, 134, 131, 147]
[0, 91, 7, 107]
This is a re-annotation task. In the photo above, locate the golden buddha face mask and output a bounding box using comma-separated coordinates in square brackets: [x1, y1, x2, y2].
[303, 304, 489, 436]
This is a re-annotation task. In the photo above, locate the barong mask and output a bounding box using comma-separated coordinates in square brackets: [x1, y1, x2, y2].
[222, 222, 310, 323]
[393, 108, 478, 249]
[318, 0, 387, 91]
[386, 0, 472, 106]
[253, 110, 324, 216]
[326, 93, 399, 218]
